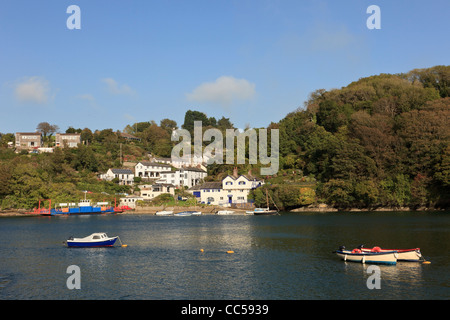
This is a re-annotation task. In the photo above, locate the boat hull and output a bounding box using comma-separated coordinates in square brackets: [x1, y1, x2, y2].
[253, 210, 279, 216]
[40, 207, 115, 216]
[336, 250, 398, 265]
[67, 237, 118, 248]
[362, 248, 422, 262]
[156, 211, 173, 216]
[216, 210, 234, 215]
[174, 211, 202, 216]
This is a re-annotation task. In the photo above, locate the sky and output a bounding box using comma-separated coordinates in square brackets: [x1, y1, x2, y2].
[0, 0, 449, 134]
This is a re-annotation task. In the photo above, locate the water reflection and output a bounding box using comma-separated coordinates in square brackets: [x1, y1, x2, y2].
[0, 213, 449, 299]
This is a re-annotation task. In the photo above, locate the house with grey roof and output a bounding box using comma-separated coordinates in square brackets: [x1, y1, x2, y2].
[135, 161, 174, 180]
[156, 166, 207, 189]
[187, 168, 264, 206]
[100, 168, 135, 185]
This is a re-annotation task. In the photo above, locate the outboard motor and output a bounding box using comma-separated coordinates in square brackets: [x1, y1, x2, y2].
[338, 245, 346, 252]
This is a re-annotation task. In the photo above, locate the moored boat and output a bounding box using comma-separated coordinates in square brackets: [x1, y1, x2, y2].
[250, 207, 279, 215]
[335, 246, 398, 265]
[26, 197, 118, 216]
[174, 211, 202, 216]
[216, 210, 234, 215]
[361, 246, 422, 262]
[248, 190, 280, 215]
[156, 210, 173, 216]
[66, 233, 118, 248]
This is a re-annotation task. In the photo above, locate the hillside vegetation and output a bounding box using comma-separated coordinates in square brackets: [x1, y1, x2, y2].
[1, 66, 449, 211]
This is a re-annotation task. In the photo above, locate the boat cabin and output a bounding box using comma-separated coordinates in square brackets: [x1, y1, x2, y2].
[91, 233, 109, 240]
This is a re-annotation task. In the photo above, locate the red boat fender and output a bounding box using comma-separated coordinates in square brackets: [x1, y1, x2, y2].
[371, 246, 381, 252]
[352, 249, 362, 254]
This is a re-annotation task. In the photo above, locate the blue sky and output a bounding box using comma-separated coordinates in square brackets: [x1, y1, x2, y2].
[1, 0, 449, 134]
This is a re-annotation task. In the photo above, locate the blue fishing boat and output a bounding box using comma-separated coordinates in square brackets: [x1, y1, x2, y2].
[66, 233, 118, 248]
[26, 197, 117, 216]
[51, 199, 115, 215]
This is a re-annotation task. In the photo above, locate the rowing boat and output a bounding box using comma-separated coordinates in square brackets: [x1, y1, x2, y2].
[361, 246, 422, 262]
[335, 246, 397, 265]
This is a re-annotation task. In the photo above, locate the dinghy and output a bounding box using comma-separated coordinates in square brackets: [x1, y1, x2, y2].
[334, 246, 398, 265]
[174, 211, 202, 216]
[216, 210, 234, 215]
[361, 246, 422, 262]
[155, 210, 173, 216]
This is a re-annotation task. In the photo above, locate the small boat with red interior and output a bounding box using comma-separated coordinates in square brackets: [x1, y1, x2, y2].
[360, 246, 423, 262]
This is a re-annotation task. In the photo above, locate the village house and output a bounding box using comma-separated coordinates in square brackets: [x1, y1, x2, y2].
[100, 168, 135, 185]
[139, 183, 176, 201]
[188, 168, 264, 207]
[135, 161, 174, 180]
[55, 133, 81, 148]
[15, 132, 43, 151]
[119, 195, 144, 209]
[157, 167, 207, 189]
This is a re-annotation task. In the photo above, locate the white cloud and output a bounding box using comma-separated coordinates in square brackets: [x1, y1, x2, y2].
[186, 76, 256, 105]
[14, 76, 50, 104]
[102, 78, 135, 96]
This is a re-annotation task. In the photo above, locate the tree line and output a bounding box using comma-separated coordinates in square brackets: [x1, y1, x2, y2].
[1, 65, 449, 211]
[263, 66, 450, 210]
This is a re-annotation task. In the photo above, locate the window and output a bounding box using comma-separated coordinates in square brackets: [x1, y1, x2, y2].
[226, 181, 233, 185]
[238, 181, 246, 185]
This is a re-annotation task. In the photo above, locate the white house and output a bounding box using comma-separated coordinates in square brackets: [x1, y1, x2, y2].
[188, 169, 264, 207]
[100, 168, 134, 185]
[157, 167, 207, 189]
[135, 161, 174, 179]
[139, 183, 176, 200]
[119, 195, 143, 208]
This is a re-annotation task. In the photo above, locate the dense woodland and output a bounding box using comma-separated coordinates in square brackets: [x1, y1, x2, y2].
[1, 66, 449, 211]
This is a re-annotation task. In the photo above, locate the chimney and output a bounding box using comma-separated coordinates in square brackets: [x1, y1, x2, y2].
[248, 168, 252, 177]
[233, 167, 238, 178]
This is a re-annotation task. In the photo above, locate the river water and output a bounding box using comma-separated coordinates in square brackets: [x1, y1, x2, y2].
[0, 212, 448, 300]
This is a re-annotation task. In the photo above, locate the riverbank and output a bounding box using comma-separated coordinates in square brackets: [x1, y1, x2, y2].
[0, 206, 251, 217]
[289, 203, 447, 212]
[1, 205, 446, 217]
[124, 205, 250, 215]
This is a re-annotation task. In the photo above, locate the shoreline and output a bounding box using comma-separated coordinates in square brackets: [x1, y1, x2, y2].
[1, 205, 447, 217]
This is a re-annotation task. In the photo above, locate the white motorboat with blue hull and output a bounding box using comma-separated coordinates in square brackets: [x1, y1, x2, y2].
[66, 233, 118, 248]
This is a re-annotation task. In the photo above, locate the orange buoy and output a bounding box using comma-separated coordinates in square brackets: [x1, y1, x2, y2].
[227, 250, 234, 254]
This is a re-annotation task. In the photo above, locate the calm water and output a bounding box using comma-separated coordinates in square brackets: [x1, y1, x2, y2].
[0, 212, 449, 300]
